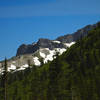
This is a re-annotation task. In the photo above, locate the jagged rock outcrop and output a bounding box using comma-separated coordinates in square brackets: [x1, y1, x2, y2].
[56, 34, 73, 43]
[16, 38, 65, 56]
[56, 24, 97, 43]
[16, 44, 39, 56]
[37, 38, 65, 49]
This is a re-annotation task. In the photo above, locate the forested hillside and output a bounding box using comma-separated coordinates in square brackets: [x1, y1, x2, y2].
[0, 22, 100, 100]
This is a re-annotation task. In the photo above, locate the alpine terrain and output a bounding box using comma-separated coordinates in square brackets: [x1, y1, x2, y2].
[0, 22, 100, 100]
[0, 22, 97, 73]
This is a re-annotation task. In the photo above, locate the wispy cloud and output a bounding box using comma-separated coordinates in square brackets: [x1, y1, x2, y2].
[0, 0, 100, 18]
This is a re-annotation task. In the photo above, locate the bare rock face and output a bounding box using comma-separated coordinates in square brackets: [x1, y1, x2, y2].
[56, 24, 97, 43]
[56, 34, 74, 43]
[37, 38, 65, 49]
[73, 24, 97, 41]
[16, 44, 39, 56]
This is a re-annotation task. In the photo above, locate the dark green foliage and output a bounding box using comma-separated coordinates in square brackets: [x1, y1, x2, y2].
[0, 26, 100, 100]
[0, 58, 8, 100]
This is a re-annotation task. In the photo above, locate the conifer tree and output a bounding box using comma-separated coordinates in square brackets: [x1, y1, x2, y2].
[3, 58, 8, 100]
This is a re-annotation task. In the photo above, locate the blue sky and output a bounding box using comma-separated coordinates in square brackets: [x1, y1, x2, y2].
[0, 0, 100, 61]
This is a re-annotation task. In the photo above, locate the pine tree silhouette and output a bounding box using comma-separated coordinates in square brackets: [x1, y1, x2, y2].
[3, 58, 8, 100]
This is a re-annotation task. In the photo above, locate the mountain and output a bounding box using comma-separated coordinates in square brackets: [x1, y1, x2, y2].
[16, 38, 66, 56]
[0, 22, 100, 100]
[16, 23, 97, 56]
[56, 24, 97, 43]
[0, 22, 98, 73]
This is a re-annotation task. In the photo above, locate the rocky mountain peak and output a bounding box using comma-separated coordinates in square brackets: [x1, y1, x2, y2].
[37, 38, 52, 47]
[16, 43, 39, 56]
[16, 22, 98, 56]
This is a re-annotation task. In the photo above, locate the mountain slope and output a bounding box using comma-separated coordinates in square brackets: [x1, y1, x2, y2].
[0, 22, 100, 100]
[0, 44, 74, 73]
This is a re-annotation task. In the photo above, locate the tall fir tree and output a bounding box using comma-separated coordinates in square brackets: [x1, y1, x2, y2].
[4, 58, 8, 100]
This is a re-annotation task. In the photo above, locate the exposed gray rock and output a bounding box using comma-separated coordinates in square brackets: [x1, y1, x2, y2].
[56, 34, 74, 43]
[56, 24, 97, 43]
[16, 44, 39, 56]
[16, 38, 65, 56]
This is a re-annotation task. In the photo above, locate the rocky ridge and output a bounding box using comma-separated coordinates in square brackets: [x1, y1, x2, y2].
[17, 23, 97, 56]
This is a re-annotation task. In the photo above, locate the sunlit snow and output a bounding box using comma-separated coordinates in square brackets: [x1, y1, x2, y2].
[17, 64, 29, 71]
[33, 57, 41, 66]
[52, 40, 61, 44]
[55, 48, 66, 55]
[8, 64, 16, 71]
[0, 42, 75, 73]
[64, 42, 75, 47]
[44, 50, 55, 63]
[43, 48, 66, 63]
[40, 52, 46, 58]
[0, 68, 3, 74]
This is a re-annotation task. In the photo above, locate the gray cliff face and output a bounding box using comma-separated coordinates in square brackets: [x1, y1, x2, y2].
[16, 44, 39, 56]
[73, 24, 97, 41]
[16, 38, 65, 56]
[16, 22, 98, 56]
[56, 34, 74, 43]
[56, 24, 97, 43]
[37, 38, 65, 49]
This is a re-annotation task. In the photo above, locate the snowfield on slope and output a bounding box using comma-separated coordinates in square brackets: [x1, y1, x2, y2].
[52, 40, 61, 44]
[0, 42, 75, 74]
[8, 64, 16, 71]
[39, 48, 66, 63]
[33, 57, 41, 66]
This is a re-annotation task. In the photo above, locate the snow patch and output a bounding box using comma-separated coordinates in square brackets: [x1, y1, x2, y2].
[21, 64, 28, 68]
[55, 48, 66, 55]
[17, 67, 25, 71]
[0, 42, 75, 73]
[44, 48, 49, 50]
[17, 64, 29, 71]
[44, 50, 55, 63]
[8, 64, 16, 71]
[0, 68, 3, 74]
[64, 42, 75, 47]
[40, 52, 46, 58]
[43, 48, 66, 63]
[53, 40, 61, 44]
[33, 57, 41, 66]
